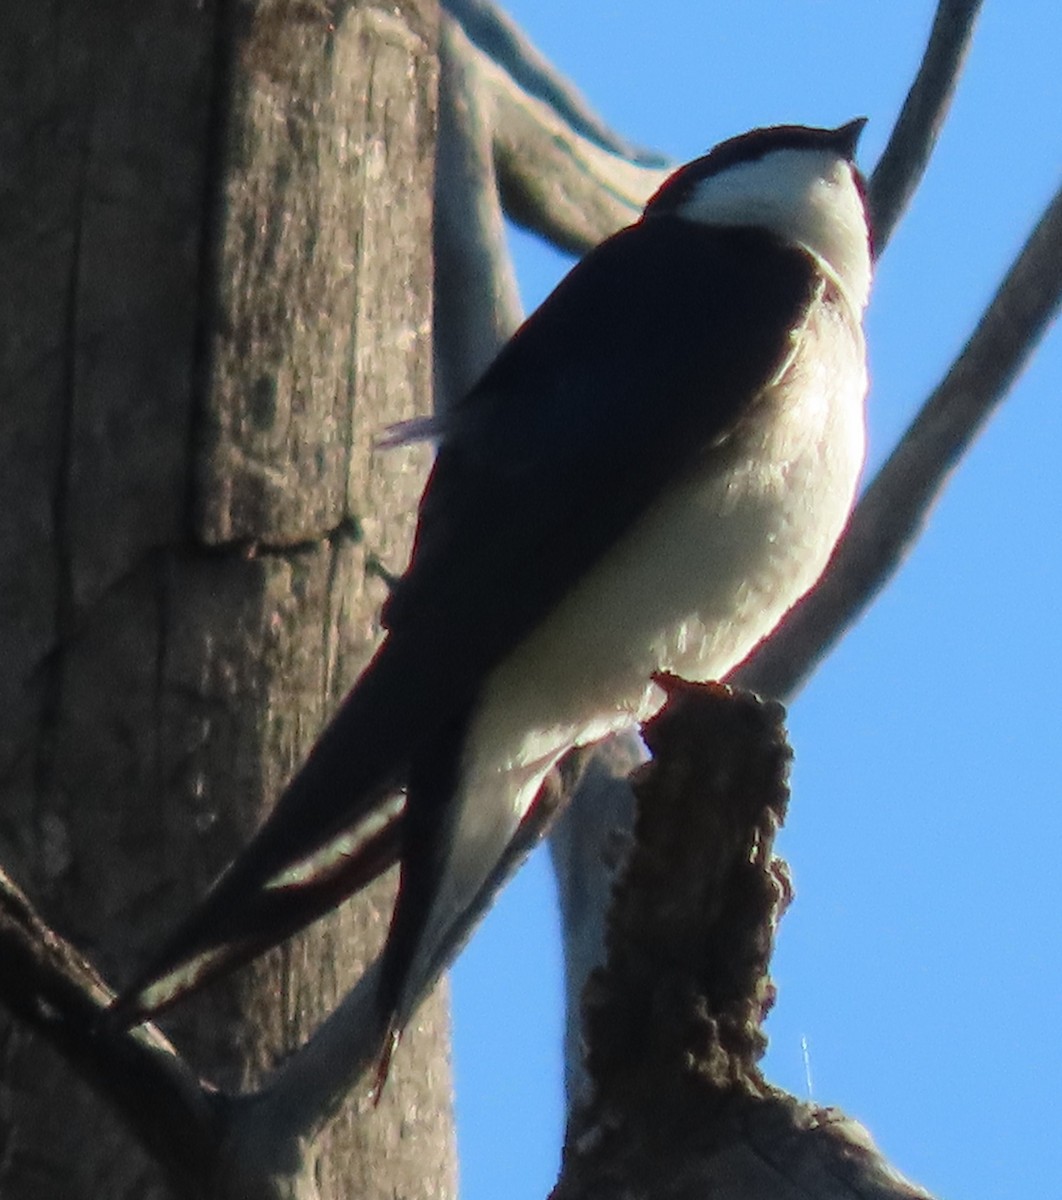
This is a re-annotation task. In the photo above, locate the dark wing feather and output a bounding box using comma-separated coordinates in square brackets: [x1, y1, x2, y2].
[384, 220, 819, 671]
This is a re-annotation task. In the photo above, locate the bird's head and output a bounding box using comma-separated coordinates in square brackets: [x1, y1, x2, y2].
[644, 121, 873, 313]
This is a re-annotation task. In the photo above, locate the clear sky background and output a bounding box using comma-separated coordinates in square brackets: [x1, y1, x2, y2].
[446, 5, 1062, 1199]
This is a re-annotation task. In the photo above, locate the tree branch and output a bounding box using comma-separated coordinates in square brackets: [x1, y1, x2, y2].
[554, 683, 935, 1200]
[442, 0, 667, 167]
[0, 682, 944, 1200]
[0, 868, 222, 1197]
[434, 13, 525, 409]
[441, 13, 669, 255]
[547, 732, 643, 1106]
[868, 0, 984, 252]
[0, 863, 370, 1198]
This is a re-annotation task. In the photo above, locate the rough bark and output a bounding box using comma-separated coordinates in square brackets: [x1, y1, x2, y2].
[553, 685, 932, 1200]
[0, 2, 451, 1197]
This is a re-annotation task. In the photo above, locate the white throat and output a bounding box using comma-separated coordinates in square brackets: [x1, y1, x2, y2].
[676, 147, 872, 314]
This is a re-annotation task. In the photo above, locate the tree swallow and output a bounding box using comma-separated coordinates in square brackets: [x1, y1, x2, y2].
[114, 121, 873, 1055]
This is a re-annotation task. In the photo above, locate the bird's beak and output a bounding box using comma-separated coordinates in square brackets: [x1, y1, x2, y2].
[832, 117, 868, 160]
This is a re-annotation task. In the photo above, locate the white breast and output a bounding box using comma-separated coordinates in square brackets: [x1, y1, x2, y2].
[472, 289, 866, 775]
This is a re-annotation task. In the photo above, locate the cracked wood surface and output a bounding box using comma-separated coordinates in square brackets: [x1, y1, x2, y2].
[0, 2, 450, 1197]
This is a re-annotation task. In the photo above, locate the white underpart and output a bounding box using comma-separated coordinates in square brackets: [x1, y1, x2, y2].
[401, 143, 872, 1014]
[677, 145, 872, 314]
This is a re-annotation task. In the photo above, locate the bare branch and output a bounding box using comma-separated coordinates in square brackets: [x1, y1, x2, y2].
[0, 868, 222, 1196]
[440, 23, 668, 255]
[443, 0, 667, 168]
[223, 960, 390, 1180]
[737, 178, 1062, 700]
[869, 0, 984, 252]
[0, 868, 349, 1198]
[547, 733, 642, 1107]
[435, 15, 525, 409]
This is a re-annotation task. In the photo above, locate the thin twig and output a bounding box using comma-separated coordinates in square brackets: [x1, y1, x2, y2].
[869, 0, 984, 251]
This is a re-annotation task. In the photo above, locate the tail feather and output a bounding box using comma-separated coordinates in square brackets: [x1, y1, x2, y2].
[111, 796, 404, 1025]
[110, 635, 428, 1026]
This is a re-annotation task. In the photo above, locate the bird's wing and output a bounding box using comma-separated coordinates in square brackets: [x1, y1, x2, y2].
[384, 219, 821, 662]
[112, 220, 820, 1024]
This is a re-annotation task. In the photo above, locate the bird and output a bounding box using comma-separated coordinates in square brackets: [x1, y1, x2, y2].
[113, 119, 873, 1059]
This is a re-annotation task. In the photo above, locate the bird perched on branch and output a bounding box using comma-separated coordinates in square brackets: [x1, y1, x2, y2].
[114, 120, 873, 1063]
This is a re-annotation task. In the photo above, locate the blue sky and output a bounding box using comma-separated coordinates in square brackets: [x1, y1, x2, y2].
[448, 5, 1062, 1198]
